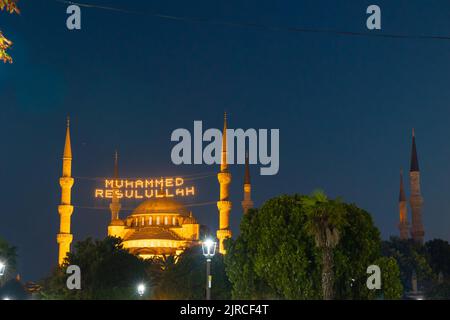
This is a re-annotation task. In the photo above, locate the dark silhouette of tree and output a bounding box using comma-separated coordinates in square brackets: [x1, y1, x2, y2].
[425, 239, 450, 278]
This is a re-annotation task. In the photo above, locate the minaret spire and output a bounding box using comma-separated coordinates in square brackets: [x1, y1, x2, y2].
[410, 128, 419, 172]
[241, 153, 254, 214]
[63, 117, 72, 160]
[114, 150, 119, 179]
[57, 117, 75, 265]
[109, 150, 121, 221]
[409, 129, 424, 243]
[217, 112, 232, 254]
[108, 150, 124, 237]
[398, 169, 409, 239]
[221, 112, 228, 172]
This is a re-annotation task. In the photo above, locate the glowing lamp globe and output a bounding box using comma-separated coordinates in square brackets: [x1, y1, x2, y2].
[202, 238, 217, 258]
[137, 283, 146, 297]
[0, 262, 5, 277]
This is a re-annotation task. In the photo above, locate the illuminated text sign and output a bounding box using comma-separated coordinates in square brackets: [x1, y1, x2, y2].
[94, 177, 195, 199]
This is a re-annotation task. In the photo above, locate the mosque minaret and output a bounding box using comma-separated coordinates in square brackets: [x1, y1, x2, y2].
[56, 118, 74, 265]
[241, 153, 254, 214]
[409, 129, 424, 243]
[397, 129, 425, 243]
[217, 112, 232, 254]
[398, 169, 409, 240]
[108, 150, 125, 237]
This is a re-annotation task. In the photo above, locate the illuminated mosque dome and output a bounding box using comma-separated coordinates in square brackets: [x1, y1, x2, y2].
[109, 198, 200, 259]
[131, 198, 188, 216]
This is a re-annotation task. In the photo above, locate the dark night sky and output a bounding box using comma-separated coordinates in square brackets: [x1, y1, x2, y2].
[1, 0, 450, 281]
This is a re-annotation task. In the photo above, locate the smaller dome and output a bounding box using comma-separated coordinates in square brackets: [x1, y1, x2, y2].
[182, 212, 197, 224]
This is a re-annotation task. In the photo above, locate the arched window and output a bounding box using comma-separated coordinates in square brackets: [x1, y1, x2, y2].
[164, 216, 169, 225]
[172, 217, 176, 225]
[142, 217, 145, 226]
[149, 216, 153, 225]
[156, 216, 160, 225]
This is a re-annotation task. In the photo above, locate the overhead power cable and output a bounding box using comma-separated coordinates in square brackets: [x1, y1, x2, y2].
[56, 0, 450, 41]
[74, 201, 217, 212]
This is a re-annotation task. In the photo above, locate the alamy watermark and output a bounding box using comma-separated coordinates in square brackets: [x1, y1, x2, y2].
[64, 4, 381, 32]
[170, 121, 279, 176]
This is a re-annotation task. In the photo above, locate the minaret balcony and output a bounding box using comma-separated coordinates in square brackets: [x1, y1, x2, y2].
[59, 177, 74, 188]
[217, 200, 232, 211]
[58, 204, 74, 216]
[56, 233, 73, 244]
[217, 172, 231, 184]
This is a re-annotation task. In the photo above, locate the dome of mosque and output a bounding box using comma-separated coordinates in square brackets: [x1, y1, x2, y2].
[131, 198, 188, 216]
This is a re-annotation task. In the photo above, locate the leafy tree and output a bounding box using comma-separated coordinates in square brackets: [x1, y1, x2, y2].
[0, 0, 19, 63]
[381, 237, 434, 293]
[374, 256, 403, 299]
[39, 237, 153, 300]
[0, 236, 17, 286]
[426, 280, 450, 299]
[153, 246, 231, 300]
[425, 239, 450, 278]
[224, 209, 276, 299]
[225, 193, 400, 300]
[333, 203, 382, 299]
[302, 191, 346, 300]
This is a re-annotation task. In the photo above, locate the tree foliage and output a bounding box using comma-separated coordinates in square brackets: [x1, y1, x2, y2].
[374, 256, 403, 299]
[425, 239, 450, 277]
[153, 246, 231, 300]
[426, 280, 450, 299]
[382, 237, 450, 299]
[39, 237, 153, 300]
[39, 237, 231, 300]
[0, 0, 19, 63]
[381, 237, 434, 293]
[225, 194, 401, 300]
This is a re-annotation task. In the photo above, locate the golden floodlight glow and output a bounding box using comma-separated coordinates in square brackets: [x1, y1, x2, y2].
[94, 177, 196, 199]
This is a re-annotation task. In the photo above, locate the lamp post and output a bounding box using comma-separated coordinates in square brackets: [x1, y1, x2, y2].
[137, 283, 145, 299]
[0, 261, 5, 277]
[202, 238, 216, 300]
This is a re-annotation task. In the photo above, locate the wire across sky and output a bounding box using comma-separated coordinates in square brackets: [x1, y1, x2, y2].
[55, 0, 450, 41]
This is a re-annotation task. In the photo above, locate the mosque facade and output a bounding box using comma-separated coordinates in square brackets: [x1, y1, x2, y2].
[56, 114, 253, 264]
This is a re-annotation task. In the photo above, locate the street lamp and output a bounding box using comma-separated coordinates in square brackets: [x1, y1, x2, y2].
[137, 283, 146, 298]
[202, 238, 216, 300]
[0, 261, 5, 277]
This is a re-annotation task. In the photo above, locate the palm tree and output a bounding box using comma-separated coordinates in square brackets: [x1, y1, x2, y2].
[302, 191, 346, 300]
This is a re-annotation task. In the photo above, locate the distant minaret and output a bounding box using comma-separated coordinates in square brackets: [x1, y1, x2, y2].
[217, 112, 232, 254]
[109, 151, 121, 219]
[241, 153, 253, 214]
[108, 151, 125, 238]
[409, 129, 425, 244]
[398, 169, 409, 240]
[57, 117, 74, 265]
